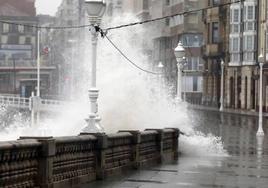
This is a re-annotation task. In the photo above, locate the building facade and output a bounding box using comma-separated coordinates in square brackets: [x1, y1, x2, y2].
[202, 0, 229, 107]
[121, 0, 205, 102]
[0, 0, 55, 98]
[225, 0, 267, 111]
[202, 0, 268, 111]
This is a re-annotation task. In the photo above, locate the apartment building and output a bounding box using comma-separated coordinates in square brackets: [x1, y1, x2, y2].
[202, 0, 229, 107]
[225, 0, 268, 111]
[0, 0, 55, 97]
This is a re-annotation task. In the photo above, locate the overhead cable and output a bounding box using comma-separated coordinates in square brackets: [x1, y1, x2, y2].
[104, 34, 163, 75]
[0, 0, 243, 31]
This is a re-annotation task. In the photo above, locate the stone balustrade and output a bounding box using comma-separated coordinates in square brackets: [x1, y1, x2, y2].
[0, 128, 180, 188]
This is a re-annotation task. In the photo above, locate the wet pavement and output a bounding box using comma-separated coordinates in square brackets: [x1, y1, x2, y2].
[84, 111, 268, 188]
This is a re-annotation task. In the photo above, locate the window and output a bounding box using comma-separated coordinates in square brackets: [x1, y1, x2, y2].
[244, 52, 254, 61]
[18, 25, 24, 33]
[244, 5, 256, 31]
[198, 59, 204, 71]
[230, 9, 240, 33]
[185, 57, 201, 71]
[165, 18, 170, 26]
[245, 35, 254, 51]
[230, 36, 241, 62]
[169, 15, 184, 27]
[231, 24, 240, 33]
[243, 35, 255, 62]
[1, 35, 8, 44]
[245, 22, 254, 31]
[9, 24, 18, 33]
[247, 6, 254, 20]
[231, 37, 239, 52]
[0, 52, 5, 59]
[3, 23, 9, 33]
[192, 58, 198, 70]
[24, 26, 33, 33]
[231, 54, 240, 62]
[19, 36, 25, 44]
[182, 76, 202, 92]
[25, 37, 31, 45]
[193, 76, 198, 92]
[208, 0, 219, 6]
[212, 22, 219, 43]
[181, 34, 203, 47]
[8, 36, 19, 44]
[233, 9, 239, 22]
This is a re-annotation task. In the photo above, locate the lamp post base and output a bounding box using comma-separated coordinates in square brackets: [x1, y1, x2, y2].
[257, 121, 264, 136]
[257, 129, 264, 136]
[83, 114, 104, 133]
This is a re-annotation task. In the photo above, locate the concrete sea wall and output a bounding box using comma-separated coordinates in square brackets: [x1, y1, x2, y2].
[0, 128, 179, 188]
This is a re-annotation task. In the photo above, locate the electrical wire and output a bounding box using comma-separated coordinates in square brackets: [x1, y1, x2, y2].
[0, 20, 91, 30]
[104, 0, 244, 31]
[0, 0, 243, 30]
[105, 35, 163, 75]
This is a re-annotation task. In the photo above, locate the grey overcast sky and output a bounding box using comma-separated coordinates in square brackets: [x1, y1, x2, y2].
[35, 0, 62, 16]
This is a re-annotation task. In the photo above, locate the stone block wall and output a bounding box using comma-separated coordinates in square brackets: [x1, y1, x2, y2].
[0, 128, 180, 188]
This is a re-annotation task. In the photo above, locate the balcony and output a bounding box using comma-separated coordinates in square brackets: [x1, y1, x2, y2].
[202, 43, 222, 58]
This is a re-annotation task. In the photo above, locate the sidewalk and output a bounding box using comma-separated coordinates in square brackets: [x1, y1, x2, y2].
[188, 104, 268, 117]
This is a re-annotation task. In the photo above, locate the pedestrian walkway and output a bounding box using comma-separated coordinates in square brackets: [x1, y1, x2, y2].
[188, 104, 268, 117]
[84, 112, 268, 188]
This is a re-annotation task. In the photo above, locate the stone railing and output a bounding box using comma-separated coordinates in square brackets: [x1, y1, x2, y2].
[0, 128, 180, 188]
[0, 139, 41, 187]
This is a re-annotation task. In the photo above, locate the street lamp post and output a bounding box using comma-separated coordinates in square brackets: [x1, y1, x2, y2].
[220, 59, 224, 111]
[157, 61, 164, 96]
[257, 54, 264, 136]
[174, 41, 186, 101]
[31, 29, 41, 127]
[183, 57, 187, 102]
[83, 0, 106, 133]
[37, 29, 41, 98]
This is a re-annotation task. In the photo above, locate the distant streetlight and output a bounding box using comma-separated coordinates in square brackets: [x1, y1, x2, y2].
[182, 57, 187, 102]
[158, 61, 164, 68]
[220, 59, 224, 111]
[174, 41, 186, 101]
[257, 54, 264, 136]
[157, 61, 164, 96]
[83, 0, 106, 133]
